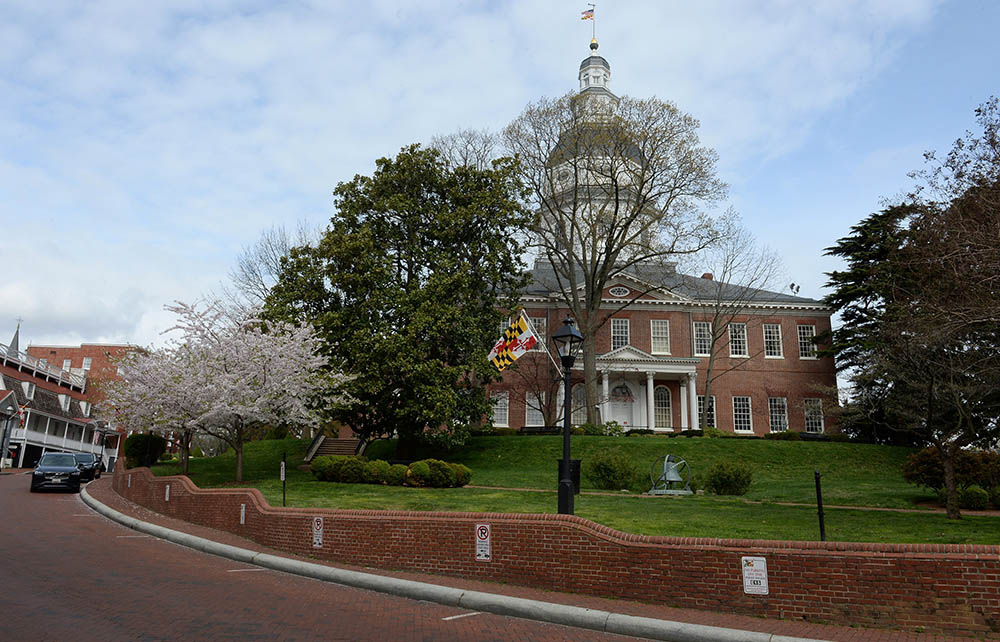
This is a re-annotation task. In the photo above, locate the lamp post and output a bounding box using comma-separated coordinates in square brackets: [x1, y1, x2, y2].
[552, 316, 584, 515]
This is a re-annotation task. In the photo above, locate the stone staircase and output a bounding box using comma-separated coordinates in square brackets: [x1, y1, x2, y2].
[305, 435, 361, 461]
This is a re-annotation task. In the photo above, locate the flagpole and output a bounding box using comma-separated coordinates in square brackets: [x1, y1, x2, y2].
[520, 312, 564, 377]
[589, 4, 596, 39]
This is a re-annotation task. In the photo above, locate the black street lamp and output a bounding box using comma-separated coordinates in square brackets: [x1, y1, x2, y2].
[552, 316, 584, 515]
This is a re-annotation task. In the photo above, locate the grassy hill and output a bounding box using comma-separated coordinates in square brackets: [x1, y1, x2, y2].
[149, 436, 1000, 544]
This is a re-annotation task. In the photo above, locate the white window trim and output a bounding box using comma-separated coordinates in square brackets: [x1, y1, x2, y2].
[650, 319, 671, 355]
[529, 317, 546, 351]
[804, 398, 825, 433]
[694, 321, 712, 357]
[728, 323, 748, 358]
[733, 396, 754, 433]
[22, 381, 36, 400]
[611, 318, 630, 350]
[697, 395, 716, 428]
[768, 397, 788, 432]
[798, 325, 818, 360]
[654, 385, 672, 430]
[763, 323, 784, 359]
[82, 356, 93, 371]
[491, 392, 509, 428]
[62, 359, 72, 370]
[525, 392, 546, 427]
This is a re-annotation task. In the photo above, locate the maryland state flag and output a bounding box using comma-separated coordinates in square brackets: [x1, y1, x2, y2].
[488, 313, 539, 372]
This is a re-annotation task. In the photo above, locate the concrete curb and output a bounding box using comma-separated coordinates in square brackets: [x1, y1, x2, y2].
[81, 487, 831, 642]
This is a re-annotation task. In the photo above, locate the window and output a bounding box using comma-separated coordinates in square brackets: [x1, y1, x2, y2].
[21, 381, 36, 400]
[81, 401, 91, 417]
[650, 320, 670, 354]
[694, 322, 712, 356]
[654, 386, 672, 430]
[491, 392, 509, 427]
[804, 398, 824, 433]
[611, 318, 630, 350]
[798, 325, 817, 359]
[525, 393, 545, 426]
[763, 324, 783, 358]
[571, 384, 587, 425]
[733, 396, 753, 432]
[58, 394, 71, 412]
[768, 397, 788, 432]
[62, 359, 72, 370]
[697, 395, 715, 428]
[529, 317, 546, 351]
[82, 357, 93, 371]
[729, 323, 748, 357]
[39, 358, 48, 367]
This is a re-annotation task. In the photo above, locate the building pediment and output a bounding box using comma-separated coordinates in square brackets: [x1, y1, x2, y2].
[594, 345, 699, 372]
[600, 274, 692, 303]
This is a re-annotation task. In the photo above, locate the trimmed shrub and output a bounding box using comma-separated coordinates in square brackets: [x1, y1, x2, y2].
[960, 485, 989, 511]
[425, 459, 458, 488]
[406, 460, 432, 487]
[584, 450, 639, 491]
[494, 427, 518, 436]
[324, 455, 352, 482]
[368, 459, 391, 484]
[705, 461, 753, 496]
[570, 426, 585, 435]
[602, 421, 624, 437]
[450, 463, 472, 487]
[764, 430, 801, 441]
[990, 486, 1000, 509]
[190, 446, 204, 458]
[703, 427, 726, 439]
[124, 433, 168, 468]
[338, 457, 367, 484]
[386, 464, 408, 486]
[310, 455, 334, 480]
[827, 433, 852, 443]
[579, 422, 603, 435]
[625, 428, 655, 436]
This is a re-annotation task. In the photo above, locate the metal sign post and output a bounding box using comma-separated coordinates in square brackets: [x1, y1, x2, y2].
[815, 470, 826, 541]
[281, 451, 286, 507]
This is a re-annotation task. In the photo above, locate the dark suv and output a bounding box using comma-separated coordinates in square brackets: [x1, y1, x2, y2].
[73, 453, 101, 481]
[30, 453, 83, 493]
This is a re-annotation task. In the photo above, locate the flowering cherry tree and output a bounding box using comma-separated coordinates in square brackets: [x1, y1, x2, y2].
[105, 299, 336, 481]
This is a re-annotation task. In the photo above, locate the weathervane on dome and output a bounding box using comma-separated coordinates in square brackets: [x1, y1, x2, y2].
[581, 4, 596, 40]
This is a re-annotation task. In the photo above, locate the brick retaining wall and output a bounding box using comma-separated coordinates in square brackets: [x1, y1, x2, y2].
[113, 466, 1000, 637]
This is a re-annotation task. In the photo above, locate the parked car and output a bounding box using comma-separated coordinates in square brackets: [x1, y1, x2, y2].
[73, 453, 101, 481]
[30, 453, 83, 493]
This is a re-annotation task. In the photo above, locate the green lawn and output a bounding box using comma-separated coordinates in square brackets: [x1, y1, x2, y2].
[149, 436, 1000, 545]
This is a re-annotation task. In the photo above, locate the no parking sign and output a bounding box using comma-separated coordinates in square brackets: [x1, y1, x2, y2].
[312, 516, 324, 548]
[475, 523, 491, 562]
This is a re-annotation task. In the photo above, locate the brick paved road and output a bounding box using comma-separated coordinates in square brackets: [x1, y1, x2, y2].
[0, 473, 648, 642]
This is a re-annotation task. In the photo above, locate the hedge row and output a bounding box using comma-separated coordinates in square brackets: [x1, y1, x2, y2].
[311, 455, 471, 488]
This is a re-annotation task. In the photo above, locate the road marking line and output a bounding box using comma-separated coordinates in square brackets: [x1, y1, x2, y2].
[116, 535, 151, 538]
[72, 513, 98, 516]
[227, 568, 267, 573]
[442, 612, 481, 621]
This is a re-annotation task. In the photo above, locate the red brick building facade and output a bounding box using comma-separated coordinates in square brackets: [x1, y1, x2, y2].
[489, 263, 837, 436]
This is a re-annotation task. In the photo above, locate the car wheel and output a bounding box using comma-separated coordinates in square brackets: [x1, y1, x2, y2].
[29, 486, 37, 493]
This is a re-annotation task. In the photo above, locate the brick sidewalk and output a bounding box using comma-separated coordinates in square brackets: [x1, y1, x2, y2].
[86, 476, 981, 642]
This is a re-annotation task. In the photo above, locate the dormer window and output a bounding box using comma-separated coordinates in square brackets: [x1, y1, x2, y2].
[59, 394, 71, 412]
[22, 381, 35, 400]
[80, 401, 91, 417]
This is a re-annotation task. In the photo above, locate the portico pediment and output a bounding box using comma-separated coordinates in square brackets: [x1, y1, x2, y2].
[593, 345, 699, 376]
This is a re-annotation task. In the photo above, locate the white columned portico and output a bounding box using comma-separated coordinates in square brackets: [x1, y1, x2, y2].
[646, 371, 655, 431]
[687, 372, 698, 429]
[680, 381, 688, 429]
[601, 371, 610, 424]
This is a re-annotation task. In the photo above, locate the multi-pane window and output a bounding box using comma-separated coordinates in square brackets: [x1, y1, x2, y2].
[611, 318, 630, 350]
[650, 319, 670, 354]
[694, 322, 712, 356]
[763, 324, 783, 358]
[733, 396, 753, 432]
[491, 392, 509, 427]
[525, 392, 545, 426]
[697, 395, 716, 428]
[39, 358, 48, 367]
[529, 317, 546, 351]
[804, 398, 824, 433]
[82, 357, 92, 371]
[22, 381, 36, 400]
[798, 325, 817, 359]
[654, 386, 672, 429]
[62, 359, 72, 370]
[571, 384, 587, 425]
[729, 323, 748, 357]
[768, 397, 788, 432]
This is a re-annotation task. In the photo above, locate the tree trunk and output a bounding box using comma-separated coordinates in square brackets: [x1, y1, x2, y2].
[234, 418, 245, 482]
[582, 332, 599, 425]
[180, 429, 192, 475]
[941, 444, 961, 520]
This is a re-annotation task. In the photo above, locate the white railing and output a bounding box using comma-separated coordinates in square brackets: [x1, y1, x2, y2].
[0, 342, 87, 389]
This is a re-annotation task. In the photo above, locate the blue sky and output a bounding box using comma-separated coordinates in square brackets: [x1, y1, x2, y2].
[2, 0, 996, 347]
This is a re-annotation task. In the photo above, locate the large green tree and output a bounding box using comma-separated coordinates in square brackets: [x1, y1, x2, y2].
[824, 98, 1000, 517]
[266, 145, 531, 456]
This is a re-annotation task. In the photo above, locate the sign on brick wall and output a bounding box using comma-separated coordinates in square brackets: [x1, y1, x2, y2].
[475, 523, 491, 561]
[741, 556, 768, 595]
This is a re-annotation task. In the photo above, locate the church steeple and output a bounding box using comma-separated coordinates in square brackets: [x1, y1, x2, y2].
[578, 38, 611, 93]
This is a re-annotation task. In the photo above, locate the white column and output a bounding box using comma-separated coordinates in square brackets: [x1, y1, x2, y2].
[601, 370, 610, 424]
[688, 372, 699, 429]
[680, 381, 688, 429]
[646, 372, 655, 431]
